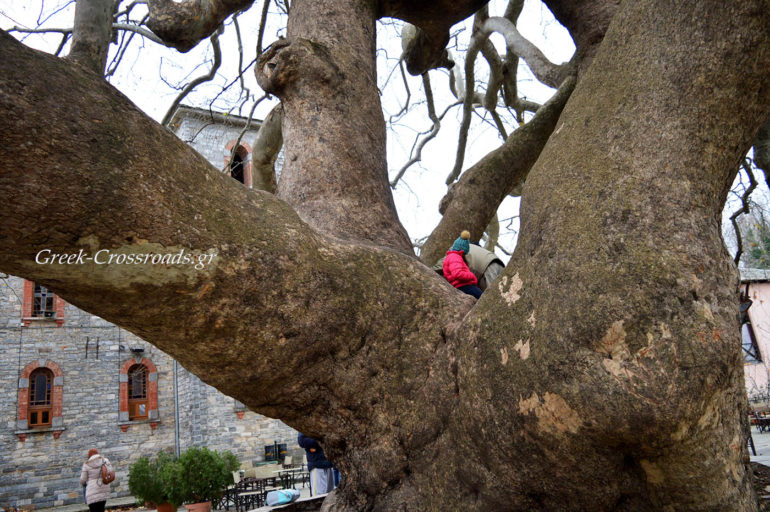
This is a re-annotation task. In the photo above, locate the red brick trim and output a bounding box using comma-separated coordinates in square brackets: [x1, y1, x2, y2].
[18, 360, 63, 429]
[224, 140, 253, 188]
[22, 280, 34, 325]
[54, 295, 66, 326]
[22, 280, 66, 327]
[120, 357, 158, 421]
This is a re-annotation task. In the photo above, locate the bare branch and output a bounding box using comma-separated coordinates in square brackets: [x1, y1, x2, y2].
[161, 33, 222, 126]
[390, 72, 441, 187]
[54, 33, 70, 56]
[106, 16, 150, 77]
[446, 29, 485, 184]
[232, 11, 249, 97]
[501, 0, 524, 115]
[483, 211, 499, 250]
[8, 26, 72, 35]
[115, 1, 148, 19]
[731, 160, 758, 265]
[37, 0, 77, 27]
[424, 76, 575, 265]
[388, 59, 412, 124]
[473, 6, 504, 112]
[257, 0, 271, 55]
[489, 109, 508, 139]
[479, 17, 575, 89]
[112, 21, 166, 45]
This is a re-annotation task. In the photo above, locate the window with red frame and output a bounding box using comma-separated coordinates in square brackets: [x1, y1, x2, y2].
[33, 284, 56, 318]
[28, 368, 53, 427]
[128, 364, 148, 420]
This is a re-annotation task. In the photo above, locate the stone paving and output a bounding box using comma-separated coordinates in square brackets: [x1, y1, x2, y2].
[23, 436, 768, 512]
[751, 425, 770, 466]
[28, 496, 138, 512]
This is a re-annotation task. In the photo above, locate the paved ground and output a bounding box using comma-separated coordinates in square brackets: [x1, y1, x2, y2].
[33, 496, 138, 512]
[30, 439, 768, 512]
[29, 484, 313, 512]
[751, 425, 770, 466]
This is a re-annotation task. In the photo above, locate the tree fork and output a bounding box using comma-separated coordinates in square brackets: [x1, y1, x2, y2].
[444, 0, 770, 509]
[257, 0, 412, 253]
[0, 30, 471, 473]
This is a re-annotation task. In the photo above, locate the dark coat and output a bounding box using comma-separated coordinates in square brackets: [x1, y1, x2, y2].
[298, 434, 333, 471]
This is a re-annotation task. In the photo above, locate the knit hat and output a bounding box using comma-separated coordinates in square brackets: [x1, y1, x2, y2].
[451, 230, 471, 255]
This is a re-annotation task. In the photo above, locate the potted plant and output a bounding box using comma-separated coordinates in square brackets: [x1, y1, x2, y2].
[174, 447, 239, 512]
[128, 451, 180, 512]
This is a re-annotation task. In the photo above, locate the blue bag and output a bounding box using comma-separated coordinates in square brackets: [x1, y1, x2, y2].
[265, 489, 300, 506]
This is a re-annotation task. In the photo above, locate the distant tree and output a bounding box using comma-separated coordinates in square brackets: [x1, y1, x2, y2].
[743, 209, 770, 269]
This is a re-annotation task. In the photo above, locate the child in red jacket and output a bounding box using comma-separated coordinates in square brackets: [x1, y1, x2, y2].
[442, 231, 483, 299]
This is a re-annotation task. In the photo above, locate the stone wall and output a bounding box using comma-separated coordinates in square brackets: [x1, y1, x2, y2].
[168, 106, 261, 177]
[0, 275, 298, 510]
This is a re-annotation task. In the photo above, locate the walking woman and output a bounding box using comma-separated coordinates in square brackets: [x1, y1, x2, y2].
[79, 448, 113, 512]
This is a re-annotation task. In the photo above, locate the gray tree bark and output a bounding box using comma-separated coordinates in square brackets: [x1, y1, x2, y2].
[67, 0, 116, 73]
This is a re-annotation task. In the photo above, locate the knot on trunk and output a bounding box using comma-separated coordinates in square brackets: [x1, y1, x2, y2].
[256, 38, 342, 96]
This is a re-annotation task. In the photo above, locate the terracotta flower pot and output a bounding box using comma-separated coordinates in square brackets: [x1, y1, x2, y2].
[183, 502, 211, 512]
[157, 503, 176, 512]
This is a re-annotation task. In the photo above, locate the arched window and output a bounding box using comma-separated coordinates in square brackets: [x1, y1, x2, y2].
[230, 151, 245, 184]
[17, 360, 64, 440]
[119, 357, 158, 430]
[224, 141, 252, 188]
[28, 368, 53, 427]
[128, 364, 148, 420]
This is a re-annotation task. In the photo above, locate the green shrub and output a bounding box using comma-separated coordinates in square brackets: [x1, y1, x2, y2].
[129, 447, 238, 506]
[128, 451, 178, 506]
[175, 446, 239, 504]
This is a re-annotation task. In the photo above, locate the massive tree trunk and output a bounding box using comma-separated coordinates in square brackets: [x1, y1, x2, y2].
[1, 0, 769, 510]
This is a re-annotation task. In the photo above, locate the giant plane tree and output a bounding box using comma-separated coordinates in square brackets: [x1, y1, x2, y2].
[1, 0, 770, 510]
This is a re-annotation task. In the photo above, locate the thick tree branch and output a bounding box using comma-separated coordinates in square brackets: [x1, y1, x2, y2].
[66, 0, 117, 74]
[422, 76, 575, 265]
[542, 0, 619, 75]
[446, 14, 574, 185]
[146, 0, 254, 52]
[256, 0, 413, 253]
[0, 30, 470, 463]
[251, 102, 283, 193]
[381, 0, 489, 75]
[399, 23, 454, 76]
[445, 1, 770, 509]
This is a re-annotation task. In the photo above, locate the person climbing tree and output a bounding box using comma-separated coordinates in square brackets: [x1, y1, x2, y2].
[442, 231, 483, 299]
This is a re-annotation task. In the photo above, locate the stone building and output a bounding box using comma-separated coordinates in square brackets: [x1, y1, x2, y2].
[0, 107, 298, 510]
